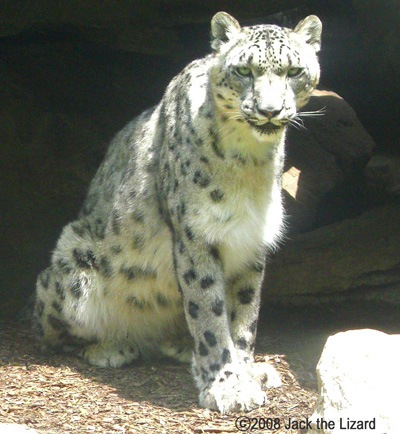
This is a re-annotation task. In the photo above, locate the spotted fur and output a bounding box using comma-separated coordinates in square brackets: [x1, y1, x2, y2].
[34, 12, 321, 413]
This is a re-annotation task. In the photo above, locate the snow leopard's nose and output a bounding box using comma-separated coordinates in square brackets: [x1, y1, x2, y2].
[256, 105, 283, 119]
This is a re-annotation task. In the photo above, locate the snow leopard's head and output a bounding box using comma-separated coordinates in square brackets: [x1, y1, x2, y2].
[210, 12, 322, 140]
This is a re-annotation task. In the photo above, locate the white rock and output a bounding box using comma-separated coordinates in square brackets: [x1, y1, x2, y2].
[0, 425, 39, 434]
[308, 329, 400, 434]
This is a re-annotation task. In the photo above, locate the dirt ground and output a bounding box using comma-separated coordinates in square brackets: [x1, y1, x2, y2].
[2, 299, 398, 434]
[0, 320, 317, 434]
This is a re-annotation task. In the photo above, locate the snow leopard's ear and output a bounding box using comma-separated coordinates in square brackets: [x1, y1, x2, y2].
[294, 15, 322, 52]
[211, 12, 241, 51]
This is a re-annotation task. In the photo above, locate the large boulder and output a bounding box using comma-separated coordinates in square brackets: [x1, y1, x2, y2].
[262, 204, 400, 303]
[283, 90, 375, 234]
[365, 154, 400, 198]
[308, 329, 400, 433]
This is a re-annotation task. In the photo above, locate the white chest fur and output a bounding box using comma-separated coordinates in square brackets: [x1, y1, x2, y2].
[191, 142, 284, 276]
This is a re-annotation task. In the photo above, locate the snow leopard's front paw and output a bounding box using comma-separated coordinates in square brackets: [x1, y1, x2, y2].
[249, 358, 282, 389]
[80, 342, 140, 368]
[199, 364, 267, 414]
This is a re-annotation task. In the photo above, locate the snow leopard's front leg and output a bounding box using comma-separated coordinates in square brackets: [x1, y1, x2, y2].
[173, 233, 267, 413]
[227, 259, 282, 389]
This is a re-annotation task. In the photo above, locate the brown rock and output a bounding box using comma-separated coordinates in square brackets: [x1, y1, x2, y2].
[365, 154, 400, 197]
[283, 90, 375, 233]
[262, 204, 400, 303]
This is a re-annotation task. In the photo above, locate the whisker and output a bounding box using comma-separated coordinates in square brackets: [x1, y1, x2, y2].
[292, 115, 305, 126]
[297, 106, 326, 118]
[224, 111, 242, 116]
[289, 118, 307, 131]
[288, 122, 302, 131]
[227, 114, 244, 121]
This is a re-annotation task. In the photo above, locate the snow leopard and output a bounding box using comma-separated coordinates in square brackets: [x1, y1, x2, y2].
[34, 12, 322, 413]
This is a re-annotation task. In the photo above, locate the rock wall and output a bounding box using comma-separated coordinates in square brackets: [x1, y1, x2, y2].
[0, 0, 315, 54]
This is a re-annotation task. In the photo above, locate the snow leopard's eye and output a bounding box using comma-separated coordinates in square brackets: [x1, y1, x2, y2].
[287, 67, 304, 78]
[236, 66, 252, 77]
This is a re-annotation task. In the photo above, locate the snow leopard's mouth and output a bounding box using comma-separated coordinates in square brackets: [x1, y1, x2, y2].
[250, 121, 284, 135]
